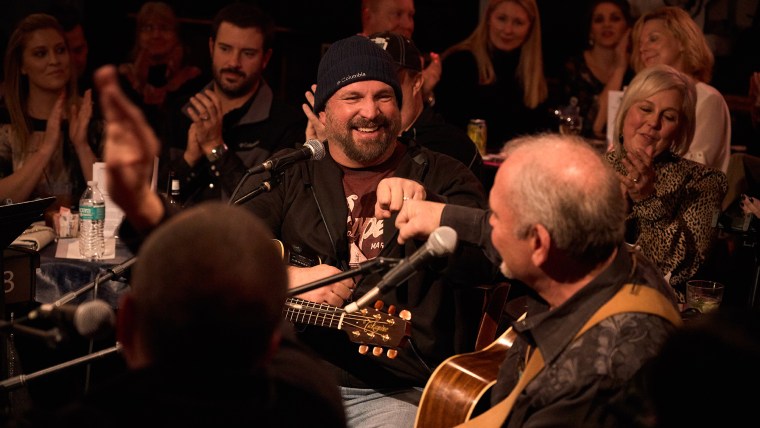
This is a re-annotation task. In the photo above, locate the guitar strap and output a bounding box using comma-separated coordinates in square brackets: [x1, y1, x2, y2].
[455, 283, 682, 428]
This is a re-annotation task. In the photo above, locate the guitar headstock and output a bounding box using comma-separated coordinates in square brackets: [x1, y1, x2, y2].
[347, 300, 412, 359]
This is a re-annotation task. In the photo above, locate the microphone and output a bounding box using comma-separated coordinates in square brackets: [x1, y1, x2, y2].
[246, 139, 326, 174]
[29, 300, 116, 340]
[345, 226, 458, 313]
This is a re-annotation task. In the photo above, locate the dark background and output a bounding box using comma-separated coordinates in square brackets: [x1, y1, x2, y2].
[1, 0, 482, 106]
[1, 0, 758, 138]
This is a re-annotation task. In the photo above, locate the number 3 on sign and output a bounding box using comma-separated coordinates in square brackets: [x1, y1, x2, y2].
[4, 270, 14, 294]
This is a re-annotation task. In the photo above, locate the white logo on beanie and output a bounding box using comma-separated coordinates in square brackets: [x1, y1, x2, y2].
[337, 72, 367, 86]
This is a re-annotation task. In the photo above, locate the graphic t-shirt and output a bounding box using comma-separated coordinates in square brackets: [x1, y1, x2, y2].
[340, 144, 406, 268]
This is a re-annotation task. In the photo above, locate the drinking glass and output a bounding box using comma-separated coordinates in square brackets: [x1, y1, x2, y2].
[685, 280, 724, 314]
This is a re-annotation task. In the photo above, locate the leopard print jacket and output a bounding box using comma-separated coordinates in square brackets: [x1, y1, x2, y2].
[607, 150, 727, 296]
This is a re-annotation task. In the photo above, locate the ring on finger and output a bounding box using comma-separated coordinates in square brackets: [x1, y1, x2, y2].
[200, 114, 210, 121]
[632, 176, 639, 184]
[402, 196, 410, 201]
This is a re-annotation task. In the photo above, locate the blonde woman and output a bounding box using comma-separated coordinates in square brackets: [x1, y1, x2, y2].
[0, 13, 96, 213]
[607, 64, 726, 297]
[435, 0, 550, 152]
[631, 6, 731, 172]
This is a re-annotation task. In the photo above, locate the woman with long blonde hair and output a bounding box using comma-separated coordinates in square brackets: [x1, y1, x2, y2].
[0, 13, 97, 213]
[435, 0, 550, 152]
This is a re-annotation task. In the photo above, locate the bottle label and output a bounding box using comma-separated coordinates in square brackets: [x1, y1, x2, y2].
[80, 205, 105, 220]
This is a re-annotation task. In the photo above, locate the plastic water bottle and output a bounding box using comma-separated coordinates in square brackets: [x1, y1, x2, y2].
[79, 180, 105, 260]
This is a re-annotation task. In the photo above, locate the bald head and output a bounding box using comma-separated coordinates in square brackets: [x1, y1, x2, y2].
[361, 0, 415, 39]
[493, 134, 626, 266]
[128, 202, 287, 371]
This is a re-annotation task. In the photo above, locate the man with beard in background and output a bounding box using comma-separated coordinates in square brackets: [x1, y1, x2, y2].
[160, 3, 304, 206]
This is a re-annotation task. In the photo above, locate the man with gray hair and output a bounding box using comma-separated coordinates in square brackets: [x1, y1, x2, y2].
[395, 134, 682, 427]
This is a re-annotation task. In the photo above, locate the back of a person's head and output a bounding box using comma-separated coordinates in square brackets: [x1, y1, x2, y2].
[613, 64, 697, 156]
[501, 134, 625, 266]
[211, 3, 275, 51]
[631, 6, 714, 83]
[130, 202, 287, 372]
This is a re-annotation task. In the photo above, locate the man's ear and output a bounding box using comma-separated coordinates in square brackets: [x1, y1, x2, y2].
[259, 329, 282, 366]
[412, 72, 424, 97]
[262, 49, 273, 70]
[116, 293, 139, 368]
[208, 37, 214, 57]
[530, 224, 551, 267]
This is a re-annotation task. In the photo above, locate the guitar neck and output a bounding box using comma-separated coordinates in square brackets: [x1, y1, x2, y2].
[283, 297, 347, 330]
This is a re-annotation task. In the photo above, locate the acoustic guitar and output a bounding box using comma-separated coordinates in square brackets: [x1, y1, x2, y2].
[414, 313, 526, 428]
[274, 239, 413, 358]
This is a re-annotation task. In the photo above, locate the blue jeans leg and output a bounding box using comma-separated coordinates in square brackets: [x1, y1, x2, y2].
[340, 386, 423, 428]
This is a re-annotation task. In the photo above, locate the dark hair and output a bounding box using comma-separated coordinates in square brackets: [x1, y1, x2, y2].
[131, 203, 287, 371]
[211, 3, 275, 51]
[50, 4, 83, 32]
[586, 0, 633, 31]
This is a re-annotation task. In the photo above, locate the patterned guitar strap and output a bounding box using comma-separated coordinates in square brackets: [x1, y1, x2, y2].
[456, 283, 683, 428]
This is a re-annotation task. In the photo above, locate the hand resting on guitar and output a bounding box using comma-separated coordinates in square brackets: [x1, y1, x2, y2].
[287, 265, 356, 307]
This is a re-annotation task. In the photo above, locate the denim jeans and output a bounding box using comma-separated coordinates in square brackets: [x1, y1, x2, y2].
[340, 386, 423, 428]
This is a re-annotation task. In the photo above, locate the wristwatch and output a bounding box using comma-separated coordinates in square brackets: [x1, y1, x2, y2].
[206, 143, 228, 163]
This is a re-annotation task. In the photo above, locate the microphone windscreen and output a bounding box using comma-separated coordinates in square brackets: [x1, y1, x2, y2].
[427, 226, 458, 256]
[74, 300, 116, 339]
[304, 139, 326, 160]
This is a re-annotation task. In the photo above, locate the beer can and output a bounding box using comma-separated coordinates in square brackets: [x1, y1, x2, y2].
[467, 119, 487, 156]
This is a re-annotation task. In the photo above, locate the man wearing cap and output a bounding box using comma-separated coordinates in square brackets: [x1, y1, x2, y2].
[98, 33, 493, 426]
[368, 31, 482, 178]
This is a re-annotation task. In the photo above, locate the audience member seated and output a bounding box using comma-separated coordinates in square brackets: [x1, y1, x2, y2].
[393, 133, 681, 427]
[560, 0, 634, 140]
[359, 0, 441, 106]
[118, 2, 204, 127]
[435, 0, 553, 153]
[606, 64, 727, 300]
[0, 13, 98, 219]
[160, 3, 304, 204]
[631, 6, 731, 172]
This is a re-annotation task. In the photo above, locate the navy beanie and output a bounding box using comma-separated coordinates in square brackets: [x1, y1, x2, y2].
[313, 35, 402, 113]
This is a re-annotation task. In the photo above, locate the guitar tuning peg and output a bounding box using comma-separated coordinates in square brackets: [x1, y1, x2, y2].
[374, 300, 384, 310]
[372, 347, 383, 357]
[399, 309, 412, 321]
[358, 345, 369, 355]
[387, 305, 396, 316]
[386, 349, 398, 359]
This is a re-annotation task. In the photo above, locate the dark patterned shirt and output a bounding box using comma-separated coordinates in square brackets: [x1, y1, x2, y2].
[492, 246, 679, 428]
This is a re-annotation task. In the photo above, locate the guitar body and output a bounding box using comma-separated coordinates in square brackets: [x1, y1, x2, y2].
[414, 326, 517, 428]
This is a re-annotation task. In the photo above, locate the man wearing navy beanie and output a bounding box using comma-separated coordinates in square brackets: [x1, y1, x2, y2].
[246, 35, 494, 426]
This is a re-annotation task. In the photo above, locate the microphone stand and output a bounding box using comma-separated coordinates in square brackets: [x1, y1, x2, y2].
[231, 172, 283, 206]
[0, 344, 121, 392]
[52, 257, 137, 307]
[0, 319, 62, 348]
[287, 257, 400, 297]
